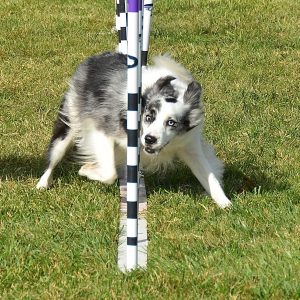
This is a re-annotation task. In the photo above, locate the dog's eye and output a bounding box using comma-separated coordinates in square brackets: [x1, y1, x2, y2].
[167, 119, 177, 127]
[145, 115, 153, 122]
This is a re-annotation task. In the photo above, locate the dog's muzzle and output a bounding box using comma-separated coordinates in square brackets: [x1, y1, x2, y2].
[144, 134, 157, 145]
[143, 134, 159, 154]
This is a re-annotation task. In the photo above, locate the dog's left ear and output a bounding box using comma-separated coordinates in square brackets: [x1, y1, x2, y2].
[184, 81, 204, 129]
[184, 81, 202, 106]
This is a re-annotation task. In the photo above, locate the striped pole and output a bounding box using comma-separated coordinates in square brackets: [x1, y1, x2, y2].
[115, 0, 120, 35]
[119, 0, 127, 54]
[117, 0, 152, 272]
[126, 0, 140, 270]
[142, 0, 153, 67]
[137, 1, 143, 130]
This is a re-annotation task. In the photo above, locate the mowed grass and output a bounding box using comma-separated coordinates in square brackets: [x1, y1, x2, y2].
[1, 0, 299, 298]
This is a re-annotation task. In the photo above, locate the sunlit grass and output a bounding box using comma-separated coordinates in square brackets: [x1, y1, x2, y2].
[0, 0, 299, 298]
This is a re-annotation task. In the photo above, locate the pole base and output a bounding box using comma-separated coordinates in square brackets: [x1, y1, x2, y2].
[117, 177, 148, 272]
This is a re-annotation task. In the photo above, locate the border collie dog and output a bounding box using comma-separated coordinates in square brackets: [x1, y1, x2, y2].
[37, 52, 231, 208]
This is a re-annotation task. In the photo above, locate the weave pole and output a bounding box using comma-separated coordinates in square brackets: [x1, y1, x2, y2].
[115, 0, 120, 40]
[126, 0, 140, 270]
[118, 0, 127, 54]
[117, 0, 152, 272]
[142, 0, 153, 67]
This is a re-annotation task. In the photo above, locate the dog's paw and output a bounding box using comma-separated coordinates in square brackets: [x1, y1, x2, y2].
[100, 174, 118, 185]
[79, 164, 117, 185]
[78, 163, 96, 175]
[78, 163, 98, 179]
[216, 197, 232, 209]
[36, 172, 53, 190]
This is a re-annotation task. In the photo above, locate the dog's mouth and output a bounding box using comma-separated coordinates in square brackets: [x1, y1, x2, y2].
[144, 147, 158, 155]
[142, 143, 169, 155]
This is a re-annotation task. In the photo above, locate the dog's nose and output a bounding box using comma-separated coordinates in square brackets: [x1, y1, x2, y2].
[145, 135, 157, 145]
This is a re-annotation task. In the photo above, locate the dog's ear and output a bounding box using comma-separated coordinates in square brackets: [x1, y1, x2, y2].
[141, 95, 147, 113]
[142, 76, 176, 112]
[153, 76, 176, 93]
[183, 81, 204, 129]
[184, 81, 202, 107]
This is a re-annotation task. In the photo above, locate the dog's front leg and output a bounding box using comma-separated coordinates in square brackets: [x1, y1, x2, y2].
[178, 141, 231, 208]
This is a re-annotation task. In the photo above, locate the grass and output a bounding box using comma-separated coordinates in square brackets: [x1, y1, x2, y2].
[1, 0, 300, 298]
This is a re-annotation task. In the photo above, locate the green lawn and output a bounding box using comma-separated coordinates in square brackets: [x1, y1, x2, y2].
[1, 0, 299, 298]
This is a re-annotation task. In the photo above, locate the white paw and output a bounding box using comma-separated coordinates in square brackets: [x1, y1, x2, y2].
[36, 172, 53, 189]
[78, 163, 96, 176]
[79, 164, 117, 185]
[216, 197, 232, 209]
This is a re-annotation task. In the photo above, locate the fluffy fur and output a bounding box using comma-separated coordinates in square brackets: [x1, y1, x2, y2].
[37, 52, 231, 208]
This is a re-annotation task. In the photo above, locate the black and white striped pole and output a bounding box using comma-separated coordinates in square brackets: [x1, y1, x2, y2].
[142, 0, 153, 67]
[115, 0, 120, 37]
[126, 0, 140, 270]
[117, 0, 152, 272]
[117, 0, 127, 54]
[116, 0, 152, 62]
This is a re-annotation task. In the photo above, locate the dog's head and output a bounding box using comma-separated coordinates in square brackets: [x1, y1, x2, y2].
[141, 76, 204, 155]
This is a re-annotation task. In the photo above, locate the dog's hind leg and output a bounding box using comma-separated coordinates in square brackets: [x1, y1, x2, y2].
[36, 116, 74, 189]
[178, 136, 232, 208]
[78, 129, 117, 185]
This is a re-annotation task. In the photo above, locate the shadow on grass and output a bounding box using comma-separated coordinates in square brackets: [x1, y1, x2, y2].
[145, 162, 290, 199]
[0, 155, 78, 183]
[0, 155, 45, 179]
[1, 156, 290, 198]
[0, 155, 119, 198]
[224, 163, 291, 197]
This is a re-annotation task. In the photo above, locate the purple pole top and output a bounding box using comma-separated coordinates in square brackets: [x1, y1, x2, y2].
[128, 0, 139, 12]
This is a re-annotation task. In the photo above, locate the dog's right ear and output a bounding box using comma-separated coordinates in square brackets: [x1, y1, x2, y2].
[141, 95, 147, 113]
[141, 76, 176, 113]
[153, 76, 176, 93]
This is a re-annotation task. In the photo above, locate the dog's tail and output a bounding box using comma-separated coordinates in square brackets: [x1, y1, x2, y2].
[152, 54, 193, 83]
